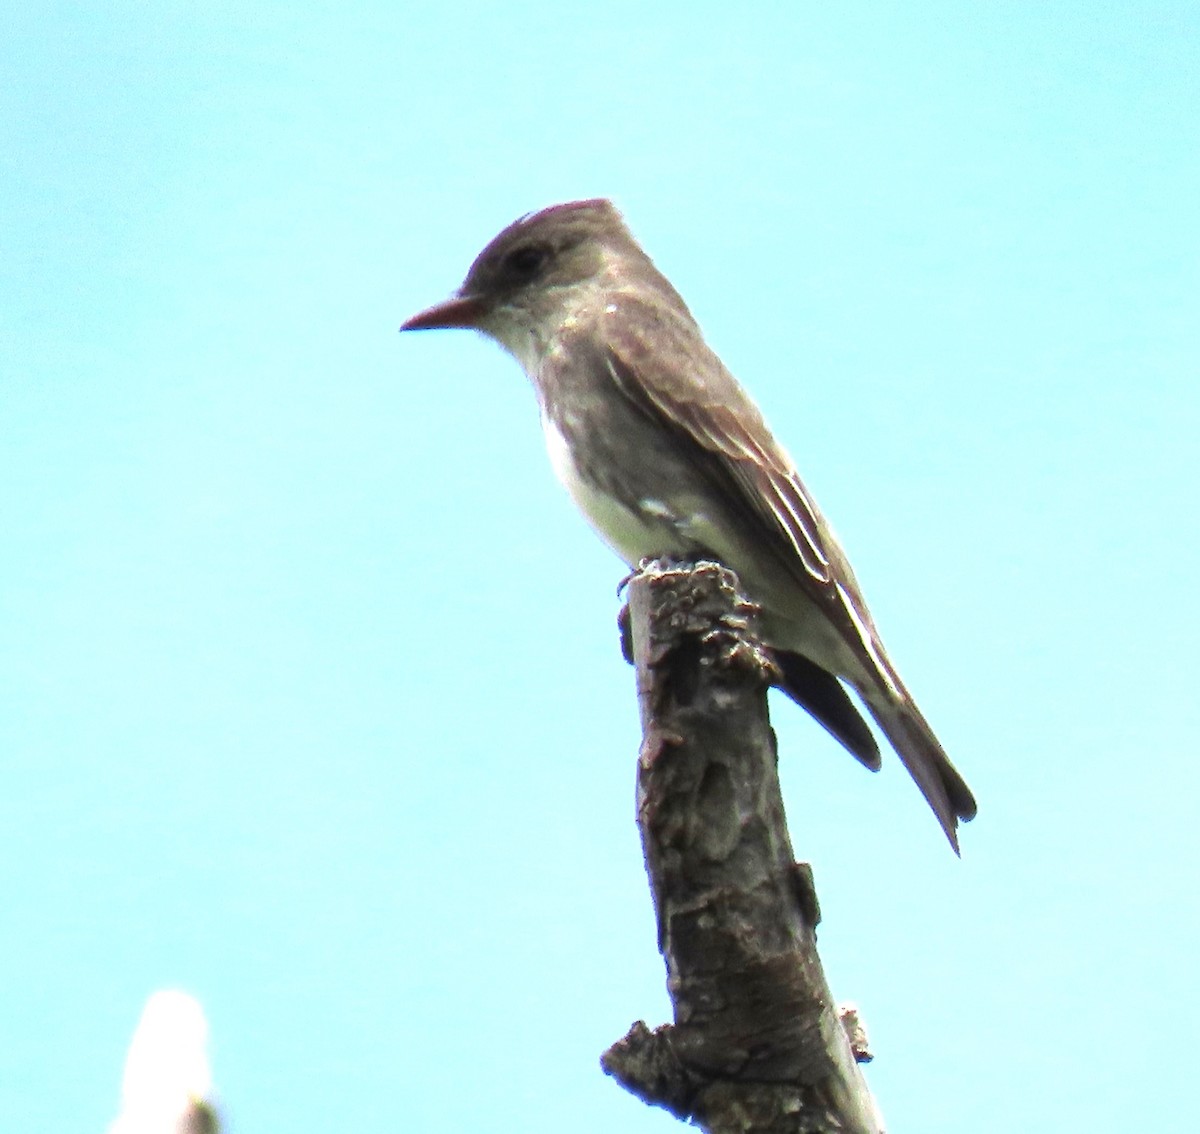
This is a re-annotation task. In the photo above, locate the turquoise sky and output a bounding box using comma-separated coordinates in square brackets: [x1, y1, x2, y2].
[3, 4, 1198, 1131]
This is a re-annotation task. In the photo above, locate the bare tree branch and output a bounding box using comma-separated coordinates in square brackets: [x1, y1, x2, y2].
[603, 560, 883, 1134]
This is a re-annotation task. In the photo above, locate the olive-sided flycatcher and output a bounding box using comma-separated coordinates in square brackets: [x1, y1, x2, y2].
[400, 199, 976, 851]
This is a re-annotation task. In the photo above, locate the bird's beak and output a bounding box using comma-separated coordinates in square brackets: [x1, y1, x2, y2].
[399, 292, 489, 332]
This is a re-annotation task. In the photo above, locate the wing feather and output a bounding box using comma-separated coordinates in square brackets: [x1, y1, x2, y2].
[598, 296, 874, 655]
[589, 293, 976, 847]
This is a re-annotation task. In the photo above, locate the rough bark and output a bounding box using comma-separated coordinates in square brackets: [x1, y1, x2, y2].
[602, 560, 883, 1134]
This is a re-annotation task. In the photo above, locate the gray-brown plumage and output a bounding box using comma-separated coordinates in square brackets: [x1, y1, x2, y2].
[401, 199, 976, 851]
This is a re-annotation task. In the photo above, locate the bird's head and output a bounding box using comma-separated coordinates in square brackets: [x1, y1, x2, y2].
[400, 199, 650, 370]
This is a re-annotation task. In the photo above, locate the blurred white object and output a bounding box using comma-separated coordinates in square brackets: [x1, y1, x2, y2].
[109, 990, 218, 1134]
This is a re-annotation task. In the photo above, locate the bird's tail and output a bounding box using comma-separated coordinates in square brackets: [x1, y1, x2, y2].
[863, 691, 977, 854]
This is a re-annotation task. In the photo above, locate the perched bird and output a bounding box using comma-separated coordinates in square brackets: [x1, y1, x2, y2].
[400, 199, 976, 851]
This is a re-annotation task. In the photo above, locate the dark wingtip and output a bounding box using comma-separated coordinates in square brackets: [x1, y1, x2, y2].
[952, 780, 979, 823]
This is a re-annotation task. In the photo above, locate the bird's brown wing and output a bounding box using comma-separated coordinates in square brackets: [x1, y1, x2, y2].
[594, 296, 976, 847]
[598, 296, 887, 668]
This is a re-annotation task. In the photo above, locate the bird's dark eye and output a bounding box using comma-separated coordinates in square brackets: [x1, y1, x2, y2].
[502, 244, 549, 281]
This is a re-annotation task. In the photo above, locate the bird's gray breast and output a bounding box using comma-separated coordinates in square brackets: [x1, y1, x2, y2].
[539, 402, 715, 568]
